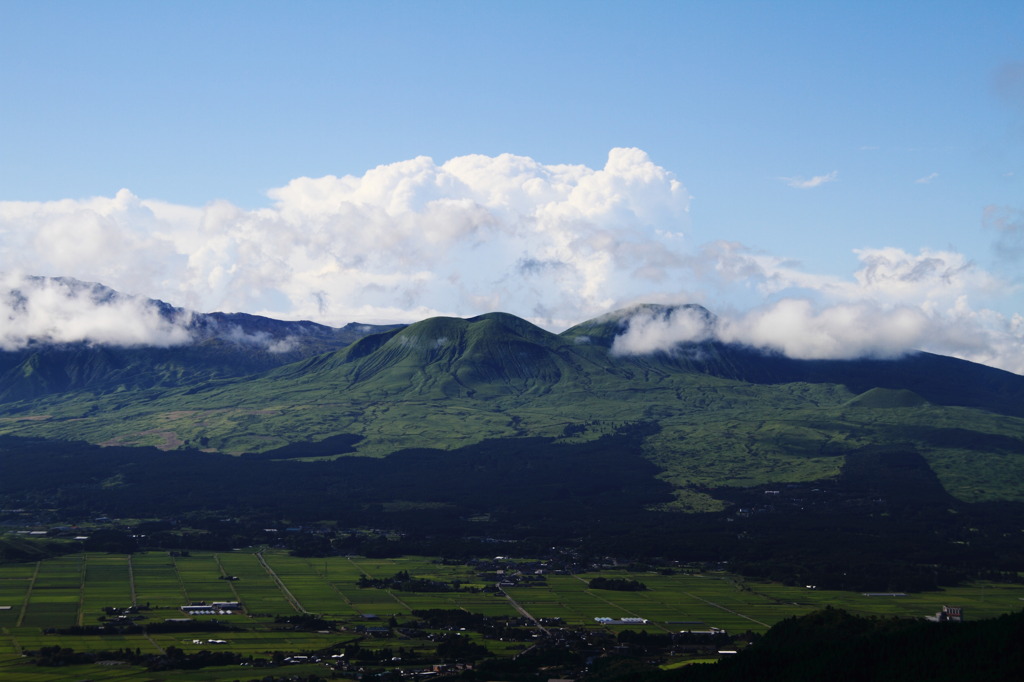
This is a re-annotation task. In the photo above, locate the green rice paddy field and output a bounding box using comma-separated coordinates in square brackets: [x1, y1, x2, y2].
[0, 551, 1021, 680]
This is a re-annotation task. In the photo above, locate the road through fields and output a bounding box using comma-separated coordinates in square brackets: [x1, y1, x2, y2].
[256, 551, 305, 614]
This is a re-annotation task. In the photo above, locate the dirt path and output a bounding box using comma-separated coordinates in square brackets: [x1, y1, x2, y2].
[144, 633, 166, 655]
[169, 555, 190, 603]
[310, 559, 358, 611]
[128, 554, 137, 606]
[498, 584, 549, 635]
[257, 551, 306, 614]
[16, 561, 40, 627]
[572, 574, 672, 633]
[76, 555, 86, 626]
[212, 554, 242, 604]
[345, 556, 413, 613]
[683, 591, 770, 628]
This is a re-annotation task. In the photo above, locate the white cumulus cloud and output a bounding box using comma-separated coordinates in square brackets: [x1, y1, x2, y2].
[0, 148, 691, 332]
[1, 149, 1022, 373]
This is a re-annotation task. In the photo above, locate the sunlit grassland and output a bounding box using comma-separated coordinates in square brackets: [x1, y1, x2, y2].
[3, 361, 1024, 506]
[856, 406, 1024, 502]
[648, 400, 1024, 505]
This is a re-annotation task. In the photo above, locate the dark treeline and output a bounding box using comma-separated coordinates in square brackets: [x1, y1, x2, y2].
[30, 644, 254, 671]
[610, 607, 1024, 682]
[49, 619, 238, 637]
[588, 577, 647, 591]
[357, 570, 473, 593]
[2, 426, 1023, 592]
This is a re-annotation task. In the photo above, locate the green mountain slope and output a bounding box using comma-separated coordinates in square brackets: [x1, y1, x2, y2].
[277, 313, 582, 397]
[0, 318, 400, 404]
[1, 305, 1023, 509]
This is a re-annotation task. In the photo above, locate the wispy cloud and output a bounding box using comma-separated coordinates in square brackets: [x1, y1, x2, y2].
[915, 172, 939, 184]
[780, 171, 838, 189]
[994, 61, 1024, 110]
[984, 205, 1024, 263]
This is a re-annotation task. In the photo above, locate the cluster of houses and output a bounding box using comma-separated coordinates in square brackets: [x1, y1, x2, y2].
[594, 616, 649, 625]
[926, 605, 964, 622]
[180, 601, 241, 615]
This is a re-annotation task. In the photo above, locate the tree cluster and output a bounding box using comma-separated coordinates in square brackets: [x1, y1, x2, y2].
[588, 576, 647, 591]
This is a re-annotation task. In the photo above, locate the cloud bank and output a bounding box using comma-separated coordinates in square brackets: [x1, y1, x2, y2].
[1, 148, 1022, 373]
[0, 275, 193, 350]
[611, 246, 1024, 372]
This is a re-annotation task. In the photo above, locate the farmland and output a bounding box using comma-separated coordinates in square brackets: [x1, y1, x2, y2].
[0, 550, 1021, 680]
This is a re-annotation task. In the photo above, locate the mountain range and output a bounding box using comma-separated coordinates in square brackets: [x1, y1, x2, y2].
[2, 278, 1023, 514]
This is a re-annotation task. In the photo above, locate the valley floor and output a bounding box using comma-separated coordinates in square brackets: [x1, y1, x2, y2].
[0, 550, 1021, 680]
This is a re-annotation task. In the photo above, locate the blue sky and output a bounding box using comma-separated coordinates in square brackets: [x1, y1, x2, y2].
[2, 1, 1023, 372]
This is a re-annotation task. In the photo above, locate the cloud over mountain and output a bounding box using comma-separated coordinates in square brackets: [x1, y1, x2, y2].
[612, 247, 1023, 372]
[0, 149, 1021, 373]
[0, 275, 192, 350]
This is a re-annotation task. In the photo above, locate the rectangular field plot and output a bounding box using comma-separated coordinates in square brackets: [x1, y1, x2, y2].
[3, 551, 1024, 672]
[226, 582, 291, 615]
[80, 554, 131, 619]
[386, 590, 512, 617]
[345, 555, 478, 581]
[394, 592, 473, 612]
[503, 585, 574, 621]
[131, 553, 188, 607]
[0, 578, 31, 628]
[346, 587, 410, 615]
[30, 555, 83, 589]
[148, 628, 341, 657]
[214, 552, 293, 616]
[343, 556, 408, 579]
[509, 574, 806, 632]
[744, 578, 1024, 622]
[20, 556, 83, 628]
[443, 592, 519, 617]
[10, 630, 161, 656]
[212, 551, 271, 584]
[19, 597, 80, 628]
[0, 563, 37, 579]
[261, 554, 358, 618]
[172, 554, 234, 604]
